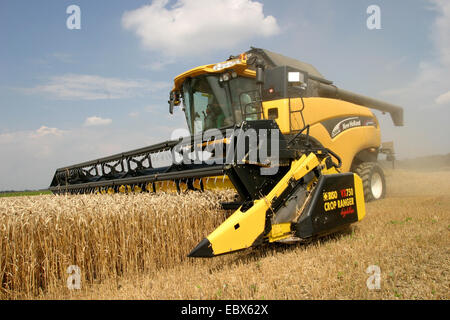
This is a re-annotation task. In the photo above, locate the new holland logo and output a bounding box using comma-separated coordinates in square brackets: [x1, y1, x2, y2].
[331, 117, 362, 138]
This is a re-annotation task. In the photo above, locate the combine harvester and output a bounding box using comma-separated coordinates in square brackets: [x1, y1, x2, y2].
[49, 48, 403, 257]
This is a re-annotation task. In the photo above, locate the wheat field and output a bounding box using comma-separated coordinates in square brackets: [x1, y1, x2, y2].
[0, 169, 449, 300]
[0, 191, 234, 299]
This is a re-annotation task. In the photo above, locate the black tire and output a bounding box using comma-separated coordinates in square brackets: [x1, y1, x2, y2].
[354, 162, 386, 202]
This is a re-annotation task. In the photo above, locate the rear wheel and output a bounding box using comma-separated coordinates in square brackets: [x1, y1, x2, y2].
[354, 162, 386, 202]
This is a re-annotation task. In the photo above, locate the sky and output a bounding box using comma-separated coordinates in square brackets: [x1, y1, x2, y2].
[0, 0, 449, 190]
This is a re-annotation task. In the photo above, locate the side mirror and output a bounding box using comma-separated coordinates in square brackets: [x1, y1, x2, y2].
[169, 99, 175, 115]
[168, 91, 180, 115]
[255, 58, 265, 85]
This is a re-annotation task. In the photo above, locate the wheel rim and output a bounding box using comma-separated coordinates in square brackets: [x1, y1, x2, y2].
[371, 172, 383, 199]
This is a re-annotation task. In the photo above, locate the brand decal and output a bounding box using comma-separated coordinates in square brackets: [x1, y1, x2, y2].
[323, 187, 356, 218]
[331, 117, 361, 138]
[322, 116, 377, 138]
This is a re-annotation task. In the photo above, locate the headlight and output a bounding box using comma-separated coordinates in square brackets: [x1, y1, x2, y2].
[222, 73, 230, 81]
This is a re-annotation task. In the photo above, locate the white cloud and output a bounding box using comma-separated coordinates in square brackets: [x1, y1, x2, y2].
[22, 74, 170, 100]
[435, 90, 450, 105]
[0, 123, 184, 190]
[31, 126, 65, 138]
[128, 111, 140, 118]
[0, 133, 15, 144]
[84, 116, 112, 127]
[0, 126, 66, 143]
[122, 0, 280, 56]
[0, 126, 68, 178]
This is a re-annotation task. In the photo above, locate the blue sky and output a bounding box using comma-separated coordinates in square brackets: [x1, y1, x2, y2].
[0, 0, 449, 190]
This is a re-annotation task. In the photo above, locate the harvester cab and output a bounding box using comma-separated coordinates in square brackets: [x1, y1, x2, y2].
[49, 47, 403, 257]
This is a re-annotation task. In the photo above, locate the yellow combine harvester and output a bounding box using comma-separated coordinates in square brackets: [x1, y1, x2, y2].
[49, 48, 403, 257]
